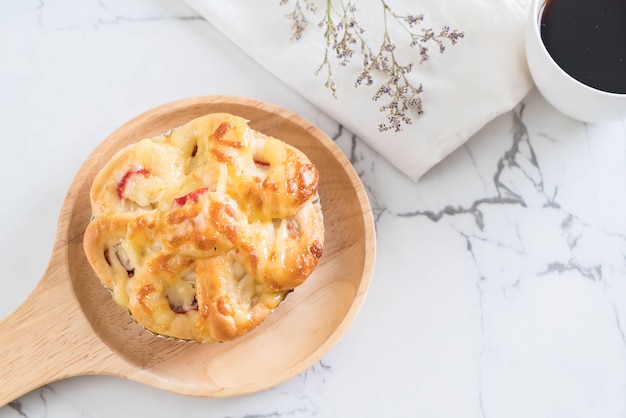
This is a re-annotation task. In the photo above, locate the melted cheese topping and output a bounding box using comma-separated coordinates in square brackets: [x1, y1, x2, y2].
[83, 113, 324, 343]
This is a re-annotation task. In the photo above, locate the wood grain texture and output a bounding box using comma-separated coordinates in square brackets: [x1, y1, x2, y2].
[0, 96, 376, 404]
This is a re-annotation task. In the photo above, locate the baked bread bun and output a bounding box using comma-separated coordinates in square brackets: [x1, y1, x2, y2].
[83, 113, 324, 343]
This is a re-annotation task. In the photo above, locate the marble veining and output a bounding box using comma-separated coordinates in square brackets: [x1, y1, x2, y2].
[332, 91, 626, 417]
[29, 0, 202, 31]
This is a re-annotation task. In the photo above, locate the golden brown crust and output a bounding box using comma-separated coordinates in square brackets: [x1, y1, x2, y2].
[83, 113, 324, 343]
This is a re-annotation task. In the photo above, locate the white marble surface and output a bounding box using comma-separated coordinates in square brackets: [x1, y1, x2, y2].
[1, 1, 626, 417]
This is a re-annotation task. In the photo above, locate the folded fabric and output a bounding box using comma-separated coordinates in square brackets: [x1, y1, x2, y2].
[184, 0, 533, 182]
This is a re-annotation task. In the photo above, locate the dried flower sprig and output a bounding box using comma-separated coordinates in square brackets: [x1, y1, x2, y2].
[282, 0, 464, 132]
[282, 0, 318, 40]
[313, 1, 364, 98]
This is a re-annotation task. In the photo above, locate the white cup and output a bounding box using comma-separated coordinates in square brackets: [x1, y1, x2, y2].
[525, 0, 626, 123]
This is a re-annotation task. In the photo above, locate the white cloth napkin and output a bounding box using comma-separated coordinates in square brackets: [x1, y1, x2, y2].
[184, 0, 533, 182]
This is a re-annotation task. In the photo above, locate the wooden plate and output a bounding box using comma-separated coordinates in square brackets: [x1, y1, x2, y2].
[0, 96, 376, 404]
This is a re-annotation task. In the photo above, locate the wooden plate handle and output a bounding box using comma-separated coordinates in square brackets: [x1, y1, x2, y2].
[0, 245, 112, 406]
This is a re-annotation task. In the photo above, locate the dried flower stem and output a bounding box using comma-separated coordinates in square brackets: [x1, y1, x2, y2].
[282, 0, 464, 133]
[283, 0, 318, 40]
